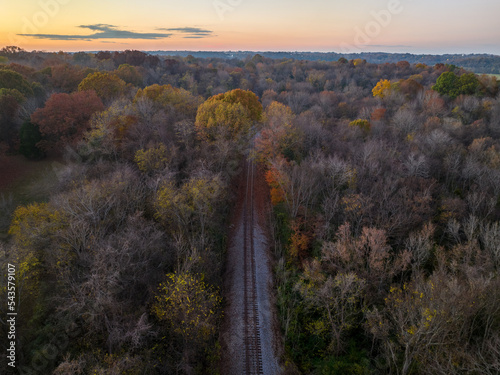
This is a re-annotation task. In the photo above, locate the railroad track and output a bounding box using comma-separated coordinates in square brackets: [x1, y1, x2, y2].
[243, 157, 264, 375]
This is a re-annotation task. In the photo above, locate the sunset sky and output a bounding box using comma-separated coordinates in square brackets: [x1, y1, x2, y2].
[1, 0, 499, 54]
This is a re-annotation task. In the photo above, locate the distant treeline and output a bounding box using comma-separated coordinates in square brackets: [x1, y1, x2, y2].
[143, 51, 500, 74]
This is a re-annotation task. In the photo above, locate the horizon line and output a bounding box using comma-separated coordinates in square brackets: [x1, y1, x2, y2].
[6, 47, 500, 57]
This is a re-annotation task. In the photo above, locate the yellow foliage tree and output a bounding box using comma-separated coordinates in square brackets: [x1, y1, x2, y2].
[134, 84, 202, 118]
[195, 89, 262, 142]
[8, 202, 66, 319]
[78, 72, 126, 102]
[372, 79, 392, 98]
[349, 119, 371, 134]
[152, 272, 222, 344]
[9, 202, 66, 251]
[296, 265, 366, 354]
[134, 143, 169, 174]
[155, 175, 224, 241]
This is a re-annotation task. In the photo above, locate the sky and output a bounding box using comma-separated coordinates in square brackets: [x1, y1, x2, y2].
[1, 0, 499, 54]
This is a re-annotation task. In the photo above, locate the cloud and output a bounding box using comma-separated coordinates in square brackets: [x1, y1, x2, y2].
[164, 27, 212, 34]
[157, 27, 214, 38]
[19, 24, 172, 40]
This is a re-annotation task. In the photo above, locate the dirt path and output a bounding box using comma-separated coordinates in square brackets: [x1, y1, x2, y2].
[221, 155, 281, 375]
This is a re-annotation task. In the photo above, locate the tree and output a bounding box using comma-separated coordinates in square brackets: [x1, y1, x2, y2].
[155, 175, 224, 238]
[0, 69, 33, 97]
[31, 90, 104, 151]
[296, 263, 366, 354]
[0, 92, 21, 147]
[348, 119, 370, 134]
[195, 89, 262, 142]
[478, 74, 499, 97]
[134, 84, 202, 119]
[432, 71, 459, 98]
[49, 64, 86, 92]
[368, 269, 500, 375]
[458, 72, 480, 96]
[134, 143, 170, 174]
[255, 101, 300, 163]
[153, 272, 222, 345]
[322, 223, 411, 302]
[372, 79, 392, 98]
[0, 87, 25, 103]
[114, 63, 143, 86]
[78, 71, 126, 103]
[19, 121, 45, 159]
[53, 212, 166, 355]
[432, 71, 480, 99]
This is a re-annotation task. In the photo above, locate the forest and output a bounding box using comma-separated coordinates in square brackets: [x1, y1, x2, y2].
[1, 45, 500, 374]
[148, 51, 500, 75]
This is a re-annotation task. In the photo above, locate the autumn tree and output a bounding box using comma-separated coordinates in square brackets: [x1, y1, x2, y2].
[255, 101, 301, 163]
[31, 90, 104, 151]
[372, 79, 392, 98]
[134, 83, 202, 119]
[368, 269, 500, 375]
[49, 64, 86, 92]
[78, 71, 126, 103]
[155, 173, 225, 261]
[134, 143, 170, 174]
[195, 88, 262, 142]
[79, 99, 139, 160]
[153, 272, 222, 345]
[8, 202, 66, 325]
[296, 262, 366, 354]
[114, 63, 143, 86]
[349, 119, 371, 135]
[322, 223, 411, 302]
[55, 212, 166, 354]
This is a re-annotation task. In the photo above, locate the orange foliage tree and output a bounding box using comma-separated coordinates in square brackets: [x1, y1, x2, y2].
[265, 165, 287, 206]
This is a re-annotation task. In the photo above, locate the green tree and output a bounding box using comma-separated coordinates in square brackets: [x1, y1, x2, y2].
[19, 121, 45, 159]
[0, 69, 33, 97]
[0, 88, 25, 103]
[432, 71, 480, 99]
[458, 72, 480, 96]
